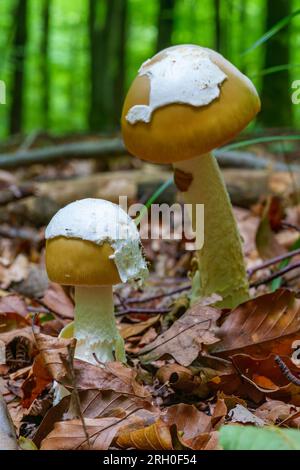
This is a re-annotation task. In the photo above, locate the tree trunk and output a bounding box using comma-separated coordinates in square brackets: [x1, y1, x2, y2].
[9, 0, 28, 135]
[88, 0, 128, 132]
[156, 0, 176, 52]
[214, 0, 221, 52]
[40, 0, 51, 129]
[260, 0, 292, 127]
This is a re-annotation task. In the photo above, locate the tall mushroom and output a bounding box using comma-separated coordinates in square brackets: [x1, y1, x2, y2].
[45, 198, 148, 364]
[121, 44, 260, 309]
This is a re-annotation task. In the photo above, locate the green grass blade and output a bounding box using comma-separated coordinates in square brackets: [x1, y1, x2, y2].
[271, 237, 300, 291]
[135, 177, 173, 227]
[220, 135, 300, 152]
[250, 64, 300, 78]
[242, 8, 300, 56]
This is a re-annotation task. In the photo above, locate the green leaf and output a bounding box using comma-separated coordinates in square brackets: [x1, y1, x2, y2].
[220, 425, 300, 450]
[242, 9, 300, 55]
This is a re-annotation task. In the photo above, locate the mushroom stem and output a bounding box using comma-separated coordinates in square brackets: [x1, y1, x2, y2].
[74, 285, 126, 364]
[173, 152, 249, 309]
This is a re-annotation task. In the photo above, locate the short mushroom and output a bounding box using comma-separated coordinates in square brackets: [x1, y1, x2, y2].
[121, 44, 260, 309]
[45, 198, 148, 364]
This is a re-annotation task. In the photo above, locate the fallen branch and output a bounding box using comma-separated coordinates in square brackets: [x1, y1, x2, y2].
[275, 355, 300, 386]
[250, 261, 300, 288]
[248, 247, 300, 277]
[0, 136, 299, 171]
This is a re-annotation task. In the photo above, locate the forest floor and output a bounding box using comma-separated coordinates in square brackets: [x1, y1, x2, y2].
[1, 133, 300, 450]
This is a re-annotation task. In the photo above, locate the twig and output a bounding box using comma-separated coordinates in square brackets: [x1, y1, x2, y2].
[281, 221, 300, 232]
[75, 406, 144, 450]
[250, 261, 300, 288]
[248, 248, 300, 277]
[62, 346, 91, 449]
[115, 307, 171, 317]
[274, 355, 300, 386]
[125, 285, 190, 305]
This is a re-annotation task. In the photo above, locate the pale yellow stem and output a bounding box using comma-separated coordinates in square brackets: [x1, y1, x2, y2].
[173, 152, 249, 309]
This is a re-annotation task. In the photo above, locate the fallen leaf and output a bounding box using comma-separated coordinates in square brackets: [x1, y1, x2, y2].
[72, 360, 150, 398]
[22, 332, 76, 407]
[211, 289, 300, 359]
[228, 404, 265, 426]
[254, 400, 299, 426]
[0, 254, 29, 289]
[139, 300, 221, 366]
[231, 354, 300, 404]
[156, 364, 203, 394]
[120, 315, 160, 340]
[42, 283, 74, 319]
[0, 294, 29, 318]
[116, 418, 173, 450]
[41, 416, 129, 450]
[162, 403, 219, 450]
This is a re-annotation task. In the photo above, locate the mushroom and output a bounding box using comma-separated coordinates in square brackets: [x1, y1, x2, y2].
[121, 44, 260, 309]
[45, 198, 148, 364]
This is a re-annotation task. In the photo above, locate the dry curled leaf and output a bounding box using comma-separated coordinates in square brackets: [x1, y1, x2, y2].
[162, 403, 218, 450]
[116, 418, 173, 450]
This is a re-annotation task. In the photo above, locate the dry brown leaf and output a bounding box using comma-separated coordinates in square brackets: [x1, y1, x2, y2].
[0, 254, 29, 289]
[254, 400, 300, 425]
[228, 404, 265, 426]
[156, 364, 203, 394]
[72, 360, 150, 398]
[77, 389, 154, 419]
[42, 283, 74, 319]
[120, 314, 160, 340]
[116, 418, 173, 450]
[211, 289, 300, 358]
[22, 332, 75, 407]
[41, 416, 129, 450]
[0, 294, 29, 318]
[162, 403, 216, 449]
[139, 300, 221, 366]
[230, 353, 300, 404]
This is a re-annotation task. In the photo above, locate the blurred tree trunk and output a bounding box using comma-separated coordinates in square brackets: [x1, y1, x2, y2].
[214, 0, 231, 57]
[89, 0, 127, 132]
[156, 0, 176, 52]
[260, 0, 291, 127]
[40, 0, 51, 129]
[9, 0, 28, 135]
[214, 0, 221, 52]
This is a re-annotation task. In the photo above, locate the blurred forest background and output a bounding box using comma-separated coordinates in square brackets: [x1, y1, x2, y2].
[0, 0, 300, 140]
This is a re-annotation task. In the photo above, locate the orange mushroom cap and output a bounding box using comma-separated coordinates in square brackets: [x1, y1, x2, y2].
[122, 44, 261, 164]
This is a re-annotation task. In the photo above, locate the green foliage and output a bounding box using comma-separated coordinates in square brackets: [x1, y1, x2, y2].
[242, 8, 300, 55]
[1, 0, 300, 137]
[220, 425, 300, 450]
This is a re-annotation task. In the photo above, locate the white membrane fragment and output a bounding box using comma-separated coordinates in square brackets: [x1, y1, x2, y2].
[126, 45, 227, 124]
[45, 198, 148, 283]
